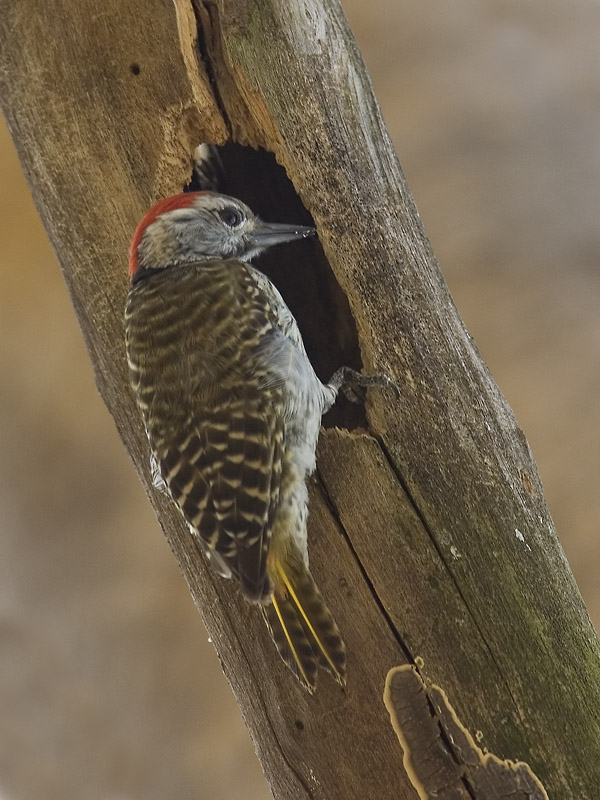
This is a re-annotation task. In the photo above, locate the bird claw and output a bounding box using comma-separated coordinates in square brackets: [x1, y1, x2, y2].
[342, 384, 367, 404]
[328, 366, 400, 405]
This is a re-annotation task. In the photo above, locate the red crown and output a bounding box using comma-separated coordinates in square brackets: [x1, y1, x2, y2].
[128, 192, 207, 276]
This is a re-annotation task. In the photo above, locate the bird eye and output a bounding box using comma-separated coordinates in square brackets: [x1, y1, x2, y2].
[219, 208, 244, 228]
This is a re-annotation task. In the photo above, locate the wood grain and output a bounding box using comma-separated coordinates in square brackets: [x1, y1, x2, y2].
[384, 666, 548, 799]
[1, 0, 598, 797]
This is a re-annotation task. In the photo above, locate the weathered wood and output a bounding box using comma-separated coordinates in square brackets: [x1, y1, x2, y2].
[1, 1, 598, 798]
[384, 666, 548, 799]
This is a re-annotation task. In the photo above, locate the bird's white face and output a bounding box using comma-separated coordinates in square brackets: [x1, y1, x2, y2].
[131, 192, 315, 277]
[138, 193, 259, 269]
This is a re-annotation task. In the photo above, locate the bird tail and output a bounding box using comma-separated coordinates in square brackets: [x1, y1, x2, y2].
[263, 549, 346, 692]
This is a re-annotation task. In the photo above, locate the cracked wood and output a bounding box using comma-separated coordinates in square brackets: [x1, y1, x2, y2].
[384, 666, 548, 800]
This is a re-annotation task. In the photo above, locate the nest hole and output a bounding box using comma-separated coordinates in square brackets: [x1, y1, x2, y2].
[186, 142, 366, 429]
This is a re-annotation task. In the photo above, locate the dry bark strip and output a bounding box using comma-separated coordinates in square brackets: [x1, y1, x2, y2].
[384, 666, 548, 799]
[1, 1, 599, 798]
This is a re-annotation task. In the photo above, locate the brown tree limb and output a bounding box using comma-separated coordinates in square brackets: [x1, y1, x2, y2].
[1, 1, 598, 798]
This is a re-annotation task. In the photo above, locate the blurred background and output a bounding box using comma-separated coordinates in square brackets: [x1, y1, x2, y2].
[1, 1, 600, 798]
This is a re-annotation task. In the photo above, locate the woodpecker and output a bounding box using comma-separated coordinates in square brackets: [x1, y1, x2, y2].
[125, 191, 394, 691]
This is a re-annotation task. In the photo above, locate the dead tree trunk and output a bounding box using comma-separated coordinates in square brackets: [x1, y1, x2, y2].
[1, 1, 598, 798]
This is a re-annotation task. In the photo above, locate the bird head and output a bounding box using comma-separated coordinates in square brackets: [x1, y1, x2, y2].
[129, 192, 316, 278]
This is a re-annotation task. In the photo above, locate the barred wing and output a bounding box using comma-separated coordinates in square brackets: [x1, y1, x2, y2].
[156, 389, 285, 601]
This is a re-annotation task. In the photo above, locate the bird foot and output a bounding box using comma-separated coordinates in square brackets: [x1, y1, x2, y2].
[327, 366, 400, 405]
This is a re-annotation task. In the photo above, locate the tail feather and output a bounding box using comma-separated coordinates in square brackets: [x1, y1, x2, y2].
[263, 597, 318, 691]
[264, 554, 346, 691]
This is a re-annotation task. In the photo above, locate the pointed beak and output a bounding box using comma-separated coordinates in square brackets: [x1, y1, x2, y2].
[250, 220, 316, 249]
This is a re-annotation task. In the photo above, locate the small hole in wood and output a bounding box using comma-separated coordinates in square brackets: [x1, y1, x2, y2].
[130, 63, 141, 76]
[185, 142, 366, 430]
[294, 719, 305, 731]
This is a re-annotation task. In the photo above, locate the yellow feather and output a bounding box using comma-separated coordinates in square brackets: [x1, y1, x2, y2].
[271, 594, 313, 691]
[275, 561, 345, 684]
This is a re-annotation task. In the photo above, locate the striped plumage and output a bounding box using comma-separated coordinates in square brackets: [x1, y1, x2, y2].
[125, 192, 347, 691]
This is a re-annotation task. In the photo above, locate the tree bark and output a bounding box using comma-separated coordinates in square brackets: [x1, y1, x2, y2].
[1, 1, 598, 798]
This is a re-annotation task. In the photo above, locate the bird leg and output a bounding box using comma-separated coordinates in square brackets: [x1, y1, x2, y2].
[327, 366, 400, 406]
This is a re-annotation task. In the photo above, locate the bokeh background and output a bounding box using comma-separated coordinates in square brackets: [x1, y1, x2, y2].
[2, 1, 600, 798]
